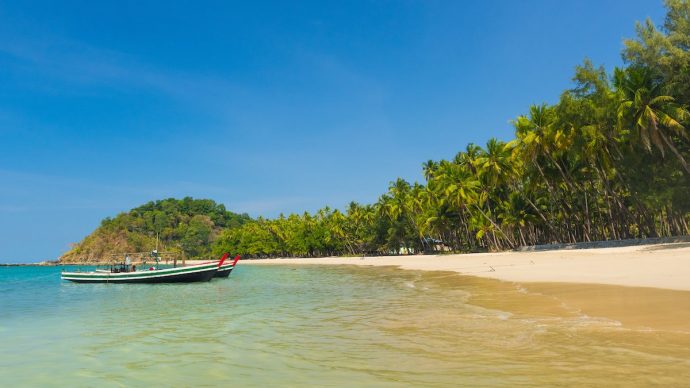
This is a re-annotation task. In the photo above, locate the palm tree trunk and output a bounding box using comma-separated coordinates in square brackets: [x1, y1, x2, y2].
[660, 132, 690, 174]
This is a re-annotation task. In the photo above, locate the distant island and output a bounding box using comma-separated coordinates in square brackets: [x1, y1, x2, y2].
[63, 1, 689, 262]
[60, 198, 250, 263]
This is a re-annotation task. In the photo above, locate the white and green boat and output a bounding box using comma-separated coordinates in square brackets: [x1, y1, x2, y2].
[61, 253, 231, 284]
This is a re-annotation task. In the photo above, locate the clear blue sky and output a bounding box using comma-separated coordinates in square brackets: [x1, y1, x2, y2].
[0, 1, 666, 262]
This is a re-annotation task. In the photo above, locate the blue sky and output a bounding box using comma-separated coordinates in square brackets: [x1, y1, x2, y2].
[0, 1, 666, 262]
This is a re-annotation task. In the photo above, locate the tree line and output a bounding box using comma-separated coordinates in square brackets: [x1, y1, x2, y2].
[212, 1, 690, 258]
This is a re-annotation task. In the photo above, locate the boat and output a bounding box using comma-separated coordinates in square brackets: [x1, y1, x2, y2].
[215, 254, 241, 278]
[61, 253, 230, 284]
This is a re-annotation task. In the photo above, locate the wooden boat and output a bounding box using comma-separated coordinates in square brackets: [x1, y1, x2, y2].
[215, 254, 241, 278]
[61, 253, 230, 284]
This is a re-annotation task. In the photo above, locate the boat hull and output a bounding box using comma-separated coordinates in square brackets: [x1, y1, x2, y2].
[61, 263, 218, 284]
[214, 266, 234, 278]
[214, 254, 240, 278]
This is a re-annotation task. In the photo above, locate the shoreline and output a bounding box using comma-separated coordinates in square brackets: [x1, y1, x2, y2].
[243, 242, 690, 291]
[0, 261, 59, 267]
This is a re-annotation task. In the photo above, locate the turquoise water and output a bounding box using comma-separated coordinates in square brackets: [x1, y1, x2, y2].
[1, 265, 689, 386]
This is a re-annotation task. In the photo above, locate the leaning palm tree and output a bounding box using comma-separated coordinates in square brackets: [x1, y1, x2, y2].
[614, 66, 690, 173]
[475, 138, 514, 187]
[422, 160, 437, 181]
[508, 104, 559, 185]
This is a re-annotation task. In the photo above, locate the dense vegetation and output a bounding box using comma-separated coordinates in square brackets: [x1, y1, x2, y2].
[213, 1, 690, 258]
[61, 198, 250, 262]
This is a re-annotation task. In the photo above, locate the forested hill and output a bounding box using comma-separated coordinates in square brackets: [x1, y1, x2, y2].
[60, 198, 250, 263]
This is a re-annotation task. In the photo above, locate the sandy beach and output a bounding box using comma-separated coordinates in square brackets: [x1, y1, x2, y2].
[243, 242, 690, 291]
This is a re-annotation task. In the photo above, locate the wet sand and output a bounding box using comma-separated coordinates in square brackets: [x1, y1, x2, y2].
[523, 282, 690, 332]
[244, 243, 690, 336]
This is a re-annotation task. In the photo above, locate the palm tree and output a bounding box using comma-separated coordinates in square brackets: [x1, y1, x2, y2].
[454, 143, 482, 174]
[476, 138, 513, 187]
[422, 160, 437, 181]
[508, 105, 560, 188]
[615, 66, 690, 173]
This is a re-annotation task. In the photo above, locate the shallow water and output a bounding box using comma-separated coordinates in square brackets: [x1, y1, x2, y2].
[1, 265, 688, 386]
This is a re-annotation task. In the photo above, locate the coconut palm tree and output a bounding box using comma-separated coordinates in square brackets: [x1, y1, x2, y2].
[476, 138, 514, 187]
[422, 160, 437, 181]
[615, 66, 690, 173]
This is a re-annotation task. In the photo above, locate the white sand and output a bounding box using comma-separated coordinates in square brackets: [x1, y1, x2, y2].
[243, 243, 690, 291]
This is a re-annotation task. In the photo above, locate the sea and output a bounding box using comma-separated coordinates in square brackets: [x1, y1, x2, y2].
[1, 264, 689, 386]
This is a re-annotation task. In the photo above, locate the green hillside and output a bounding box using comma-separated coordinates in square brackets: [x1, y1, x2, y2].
[60, 198, 250, 263]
